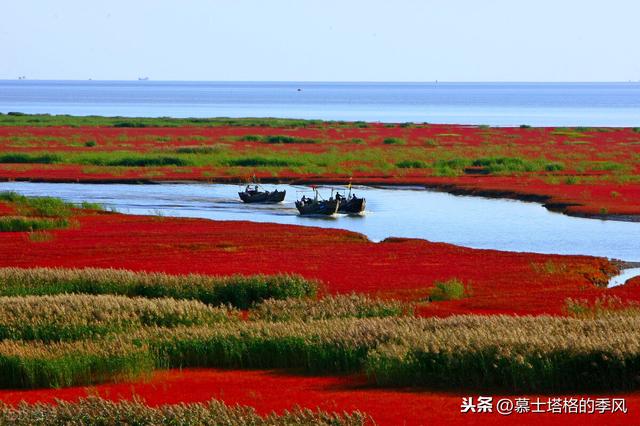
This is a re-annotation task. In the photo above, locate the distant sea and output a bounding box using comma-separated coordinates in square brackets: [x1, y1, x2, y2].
[1, 80, 639, 126]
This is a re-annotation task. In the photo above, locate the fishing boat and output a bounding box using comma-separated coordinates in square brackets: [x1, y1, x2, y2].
[238, 184, 286, 203]
[336, 192, 366, 214]
[336, 183, 366, 214]
[295, 188, 340, 215]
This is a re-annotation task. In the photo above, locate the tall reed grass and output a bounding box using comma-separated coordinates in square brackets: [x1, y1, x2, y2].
[0, 268, 638, 392]
[0, 337, 152, 388]
[0, 267, 318, 308]
[142, 314, 640, 391]
[364, 315, 640, 391]
[0, 294, 236, 341]
[0, 314, 639, 391]
[251, 294, 410, 322]
[0, 397, 368, 425]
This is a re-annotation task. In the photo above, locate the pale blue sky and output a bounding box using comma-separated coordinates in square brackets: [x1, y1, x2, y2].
[2, 0, 639, 81]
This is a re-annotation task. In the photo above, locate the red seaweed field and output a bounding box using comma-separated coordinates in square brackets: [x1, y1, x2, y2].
[0, 368, 637, 426]
[0, 210, 620, 316]
[1, 118, 639, 425]
[0, 120, 639, 220]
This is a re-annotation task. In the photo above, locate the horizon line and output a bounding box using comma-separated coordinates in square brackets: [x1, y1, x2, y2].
[2, 79, 639, 84]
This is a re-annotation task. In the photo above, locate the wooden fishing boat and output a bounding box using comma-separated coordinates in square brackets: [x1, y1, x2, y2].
[335, 182, 366, 214]
[336, 193, 366, 214]
[238, 185, 286, 203]
[295, 189, 340, 215]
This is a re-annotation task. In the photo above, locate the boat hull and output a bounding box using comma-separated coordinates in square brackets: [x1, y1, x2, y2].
[338, 197, 366, 214]
[239, 190, 286, 203]
[295, 199, 340, 215]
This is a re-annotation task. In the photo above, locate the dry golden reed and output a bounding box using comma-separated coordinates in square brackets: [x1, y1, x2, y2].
[139, 314, 640, 391]
[0, 397, 369, 425]
[3, 313, 640, 391]
[251, 294, 410, 321]
[0, 294, 236, 340]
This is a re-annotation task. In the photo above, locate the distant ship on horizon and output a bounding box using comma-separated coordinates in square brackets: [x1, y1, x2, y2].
[138, 77, 149, 81]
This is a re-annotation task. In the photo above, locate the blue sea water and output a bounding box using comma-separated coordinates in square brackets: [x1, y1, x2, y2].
[1, 80, 639, 126]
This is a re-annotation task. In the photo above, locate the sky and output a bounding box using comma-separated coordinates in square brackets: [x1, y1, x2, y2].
[1, 0, 639, 82]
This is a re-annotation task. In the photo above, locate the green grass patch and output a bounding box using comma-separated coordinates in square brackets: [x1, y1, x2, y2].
[0, 192, 103, 232]
[551, 129, 590, 138]
[430, 157, 564, 175]
[0, 216, 69, 232]
[78, 201, 104, 210]
[225, 156, 303, 168]
[0, 153, 61, 164]
[240, 134, 320, 144]
[563, 140, 590, 145]
[383, 137, 406, 145]
[587, 161, 629, 172]
[239, 134, 263, 142]
[174, 145, 224, 154]
[78, 154, 191, 167]
[544, 162, 565, 171]
[0, 192, 73, 217]
[432, 158, 471, 176]
[471, 157, 564, 173]
[0, 114, 331, 128]
[428, 279, 469, 301]
[396, 160, 429, 169]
